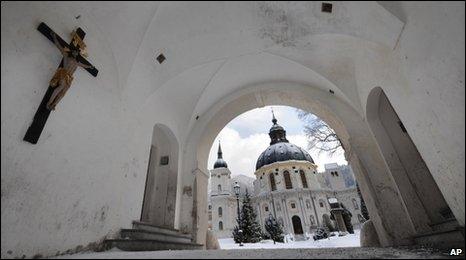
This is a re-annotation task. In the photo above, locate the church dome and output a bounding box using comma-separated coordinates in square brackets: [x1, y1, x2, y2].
[214, 158, 228, 169]
[255, 113, 314, 170]
[213, 142, 228, 169]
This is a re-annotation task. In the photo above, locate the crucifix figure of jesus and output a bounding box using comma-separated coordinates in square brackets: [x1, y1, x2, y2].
[23, 22, 98, 144]
[46, 30, 95, 110]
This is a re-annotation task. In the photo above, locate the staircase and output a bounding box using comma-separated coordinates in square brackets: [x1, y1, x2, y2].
[294, 234, 307, 241]
[413, 220, 464, 249]
[104, 221, 204, 251]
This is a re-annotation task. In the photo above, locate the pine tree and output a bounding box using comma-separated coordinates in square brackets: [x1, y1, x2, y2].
[264, 214, 284, 244]
[232, 190, 262, 243]
[356, 183, 370, 220]
[232, 226, 242, 244]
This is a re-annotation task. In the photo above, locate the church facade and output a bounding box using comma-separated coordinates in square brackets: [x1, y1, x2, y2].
[209, 116, 364, 239]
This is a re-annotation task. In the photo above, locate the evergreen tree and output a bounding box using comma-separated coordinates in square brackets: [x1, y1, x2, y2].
[232, 190, 262, 243]
[232, 226, 242, 244]
[356, 183, 370, 220]
[264, 214, 284, 244]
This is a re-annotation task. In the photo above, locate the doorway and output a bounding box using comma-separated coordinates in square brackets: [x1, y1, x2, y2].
[292, 215, 304, 235]
[366, 87, 455, 233]
[140, 124, 179, 228]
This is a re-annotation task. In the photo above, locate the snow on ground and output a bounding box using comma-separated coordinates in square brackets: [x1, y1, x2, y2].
[219, 230, 360, 249]
[52, 230, 453, 259]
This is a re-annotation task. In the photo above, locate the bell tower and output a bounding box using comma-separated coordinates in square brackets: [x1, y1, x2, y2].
[210, 142, 231, 196]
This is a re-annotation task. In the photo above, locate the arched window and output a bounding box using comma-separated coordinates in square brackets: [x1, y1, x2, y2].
[269, 173, 277, 191]
[217, 184, 221, 192]
[284, 171, 293, 189]
[300, 170, 308, 188]
[352, 198, 359, 210]
[218, 207, 222, 217]
[310, 215, 316, 226]
[219, 221, 223, 230]
[319, 199, 325, 208]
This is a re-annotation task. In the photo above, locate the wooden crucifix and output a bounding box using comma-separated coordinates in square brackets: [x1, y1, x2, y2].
[23, 22, 98, 144]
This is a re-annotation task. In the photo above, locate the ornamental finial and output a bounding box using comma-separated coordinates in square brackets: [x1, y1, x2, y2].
[217, 141, 223, 159]
[271, 108, 277, 124]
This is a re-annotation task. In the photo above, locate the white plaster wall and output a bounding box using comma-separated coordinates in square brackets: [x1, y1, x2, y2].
[2, 1, 464, 258]
[358, 1, 465, 225]
[0, 2, 161, 259]
[142, 124, 179, 228]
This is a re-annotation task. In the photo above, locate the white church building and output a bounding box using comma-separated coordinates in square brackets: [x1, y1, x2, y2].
[208, 115, 364, 239]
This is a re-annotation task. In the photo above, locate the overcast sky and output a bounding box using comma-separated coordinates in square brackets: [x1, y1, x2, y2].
[207, 106, 347, 178]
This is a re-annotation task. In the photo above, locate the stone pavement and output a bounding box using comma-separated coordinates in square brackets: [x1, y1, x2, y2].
[52, 247, 463, 259]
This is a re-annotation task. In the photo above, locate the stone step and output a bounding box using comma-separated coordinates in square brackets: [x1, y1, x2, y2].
[119, 229, 192, 244]
[414, 226, 464, 249]
[132, 221, 191, 239]
[104, 239, 203, 251]
[294, 234, 307, 241]
[429, 219, 459, 232]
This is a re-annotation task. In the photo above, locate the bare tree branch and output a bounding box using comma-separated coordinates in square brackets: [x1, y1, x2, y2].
[296, 109, 343, 156]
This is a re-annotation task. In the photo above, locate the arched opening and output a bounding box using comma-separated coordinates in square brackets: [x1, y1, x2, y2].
[269, 173, 277, 191]
[366, 87, 456, 234]
[219, 221, 223, 230]
[218, 184, 222, 192]
[300, 170, 308, 188]
[283, 171, 293, 189]
[292, 215, 304, 235]
[140, 124, 179, 229]
[187, 82, 428, 247]
[218, 207, 223, 218]
[203, 104, 356, 246]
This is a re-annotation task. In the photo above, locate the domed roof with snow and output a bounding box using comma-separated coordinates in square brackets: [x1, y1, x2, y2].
[213, 142, 228, 169]
[255, 113, 314, 170]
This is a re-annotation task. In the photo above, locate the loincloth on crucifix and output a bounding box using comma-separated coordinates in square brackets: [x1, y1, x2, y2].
[23, 22, 98, 144]
[47, 68, 74, 110]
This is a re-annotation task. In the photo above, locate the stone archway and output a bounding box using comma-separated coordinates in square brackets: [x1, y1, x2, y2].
[182, 81, 417, 247]
[140, 123, 179, 229]
[292, 216, 304, 235]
